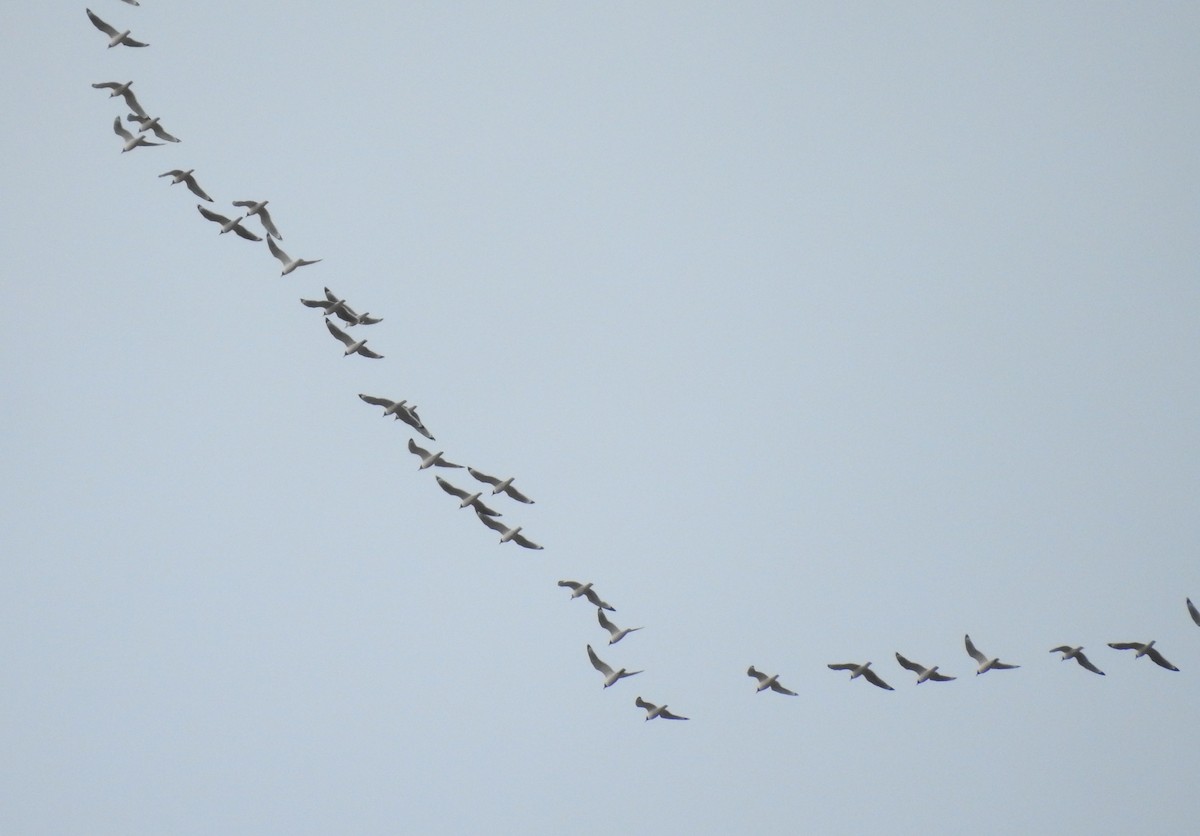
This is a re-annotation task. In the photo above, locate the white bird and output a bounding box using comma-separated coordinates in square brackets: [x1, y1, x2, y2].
[895, 653, 955, 684]
[557, 580, 615, 611]
[334, 307, 383, 327]
[466, 467, 534, 504]
[126, 112, 180, 143]
[1188, 598, 1200, 628]
[597, 609, 642, 645]
[266, 236, 321, 276]
[300, 287, 350, 317]
[112, 117, 161, 153]
[1049, 646, 1105, 675]
[324, 317, 382, 358]
[196, 205, 261, 241]
[232, 200, 282, 240]
[964, 635, 1020, 675]
[1108, 641, 1179, 672]
[91, 81, 144, 115]
[158, 169, 212, 202]
[587, 645, 641, 688]
[635, 697, 688, 721]
[86, 9, 148, 47]
[747, 666, 797, 696]
[827, 661, 894, 691]
[407, 438, 460, 470]
[357, 394, 434, 439]
[434, 476, 502, 516]
[475, 511, 544, 550]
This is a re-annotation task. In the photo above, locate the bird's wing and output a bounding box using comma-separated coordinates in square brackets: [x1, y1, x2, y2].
[333, 303, 359, 324]
[358, 394, 393, 409]
[580, 588, 604, 607]
[158, 170, 183, 178]
[895, 653, 923, 673]
[558, 580, 582, 592]
[93, 81, 121, 91]
[1075, 654, 1105, 675]
[1049, 646, 1073, 654]
[964, 635, 986, 664]
[468, 467, 501, 486]
[87, 9, 119, 37]
[747, 667, 768, 684]
[232, 200, 255, 209]
[503, 484, 534, 504]
[659, 709, 689, 720]
[355, 345, 384, 359]
[927, 671, 956, 682]
[231, 224, 262, 242]
[325, 318, 354, 347]
[862, 668, 894, 690]
[1144, 647, 1179, 671]
[120, 89, 147, 118]
[266, 236, 291, 266]
[149, 123, 179, 142]
[196, 204, 229, 225]
[769, 681, 798, 696]
[407, 438, 430, 457]
[827, 663, 856, 672]
[991, 662, 1020, 670]
[471, 498, 501, 517]
[1107, 642, 1139, 651]
[257, 207, 282, 240]
[184, 175, 213, 202]
[475, 511, 507, 534]
[300, 297, 329, 308]
[435, 477, 468, 499]
[112, 117, 133, 140]
[122, 37, 149, 47]
[597, 609, 619, 637]
[587, 646, 613, 676]
[1188, 598, 1200, 627]
[511, 532, 543, 550]
[356, 314, 383, 325]
[635, 697, 652, 710]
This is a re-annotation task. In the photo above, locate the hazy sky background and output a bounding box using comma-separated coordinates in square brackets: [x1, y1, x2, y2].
[3, 3, 1198, 834]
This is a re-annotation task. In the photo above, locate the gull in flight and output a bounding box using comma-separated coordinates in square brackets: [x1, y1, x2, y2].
[112, 117, 161, 153]
[91, 81, 144, 116]
[747, 666, 797, 696]
[126, 112, 180, 143]
[474, 511, 544, 550]
[557, 580, 616, 611]
[158, 169, 212, 202]
[1049, 646, 1105, 675]
[196, 205, 261, 240]
[964, 635, 1020, 675]
[300, 287, 350, 317]
[232, 200, 282, 240]
[895, 653, 955, 684]
[1188, 598, 1200, 628]
[86, 9, 148, 48]
[827, 661, 894, 691]
[434, 476, 502, 516]
[587, 645, 641, 688]
[407, 439, 461, 470]
[1107, 640, 1179, 672]
[325, 317, 382, 358]
[635, 697, 688, 721]
[267, 236, 321, 276]
[334, 307, 383, 327]
[466, 468, 534, 504]
[597, 609, 642, 645]
[358, 394, 434, 439]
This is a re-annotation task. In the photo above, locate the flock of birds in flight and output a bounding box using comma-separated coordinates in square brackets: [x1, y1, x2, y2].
[85, 4, 1198, 722]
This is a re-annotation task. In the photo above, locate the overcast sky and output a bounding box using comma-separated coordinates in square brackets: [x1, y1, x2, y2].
[3, 3, 1199, 834]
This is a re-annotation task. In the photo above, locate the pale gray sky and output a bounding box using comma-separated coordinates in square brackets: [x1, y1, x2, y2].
[3, 3, 1199, 834]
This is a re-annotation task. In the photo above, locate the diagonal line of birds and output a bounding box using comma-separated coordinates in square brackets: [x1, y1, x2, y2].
[83, 5, 1200, 724]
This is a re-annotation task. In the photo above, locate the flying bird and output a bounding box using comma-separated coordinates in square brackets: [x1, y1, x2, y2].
[1049, 646, 1105, 675]
[747, 666, 798, 696]
[91, 81, 144, 115]
[333, 307, 383, 327]
[635, 697, 688, 721]
[358, 394, 434, 439]
[126, 112, 180, 143]
[587, 645, 641, 688]
[895, 652, 955, 684]
[324, 317, 382, 358]
[434, 476, 502, 516]
[1188, 598, 1200, 628]
[474, 510, 544, 550]
[597, 609, 642, 645]
[827, 662, 893, 691]
[112, 117, 161, 153]
[407, 439, 461, 470]
[266, 236, 321, 276]
[232, 200, 282, 240]
[557, 580, 616, 611]
[1107, 641, 1179, 672]
[300, 287, 350, 317]
[196, 205, 262, 240]
[121, 0, 140, 5]
[158, 169, 212, 202]
[964, 635, 1020, 675]
[466, 468, 534, 504]
[86, 9, 148, 47]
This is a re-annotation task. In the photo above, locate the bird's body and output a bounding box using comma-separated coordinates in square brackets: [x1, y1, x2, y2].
[557, 580, 615, 611]
[827, 661, 893, 690]
[434, 476, 502, 516]
[747, 666, 798, 696]
[1108, 641, 1179, 671]
[407, 439, 460, 470]
[87, 9, 148, 47]
[964, 635, 1020, 675]
[635, 697, 687, 721]
[475, 511, 543, 549]
[588, 645, 641, 688]
[466, 467, 534, 503]
[267, 235, 321, 275]
[325, 317, 382, 358]
[159, 169, 212, 201]
[1049, 646, 1105, 675]
[196, 204, 262, 240]
[597, 609, 642, 645]
[895, 653, 955, 684]
[112, 116, 161, 152]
